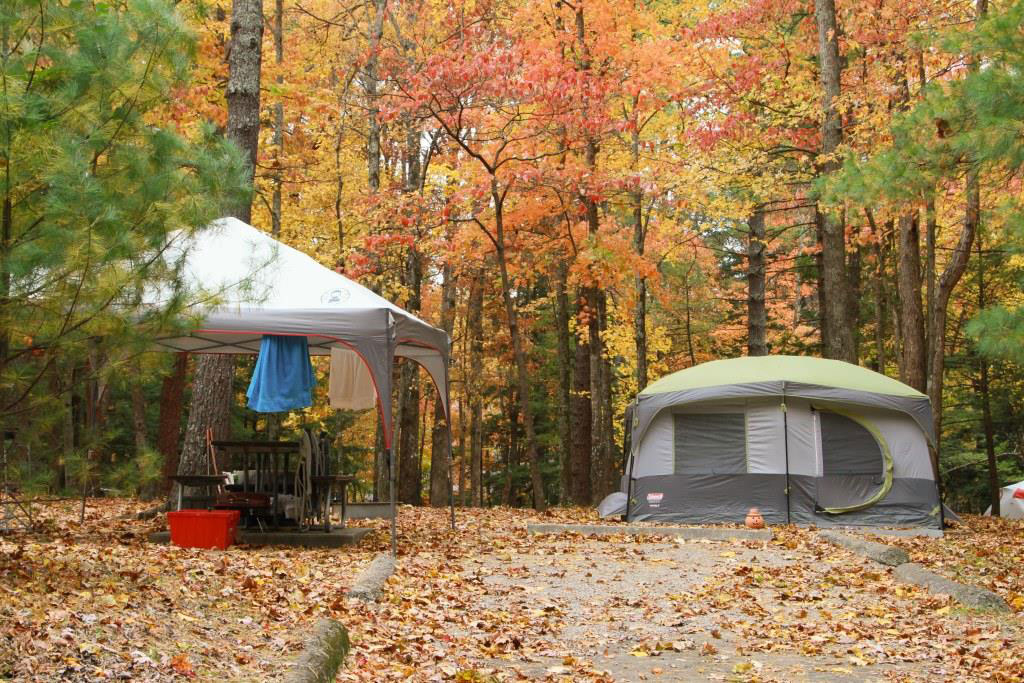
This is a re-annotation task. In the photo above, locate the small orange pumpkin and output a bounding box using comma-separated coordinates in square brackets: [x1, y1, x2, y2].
[745, 507, 765, 529]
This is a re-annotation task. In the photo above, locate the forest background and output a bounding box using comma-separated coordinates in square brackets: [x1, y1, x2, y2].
[4, 0, 1024, 516]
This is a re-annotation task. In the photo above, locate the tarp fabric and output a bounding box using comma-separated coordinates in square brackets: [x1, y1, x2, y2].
[329, 347, 377, 411]
[246, 335, 316, 413]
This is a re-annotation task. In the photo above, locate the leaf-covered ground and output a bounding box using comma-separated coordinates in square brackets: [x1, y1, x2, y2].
[1, 501, 1022, 681]
[869, 516, 1024, 612]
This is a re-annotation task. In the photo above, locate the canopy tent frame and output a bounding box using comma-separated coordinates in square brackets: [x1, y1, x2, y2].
[151, 218, 456, 556]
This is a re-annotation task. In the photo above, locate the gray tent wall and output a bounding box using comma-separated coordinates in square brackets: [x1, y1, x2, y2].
[624, 382, 940, 529]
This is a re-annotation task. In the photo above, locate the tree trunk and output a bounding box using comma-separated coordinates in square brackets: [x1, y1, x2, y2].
[553, 261, 573, 505]
[976, 230, 998, 516]
[898, 212, 927, 392]
[178, 353, 234, 477]
[574, 4, 615, 503]
[501, 381, 517, 506]
[365, 0, 385, 192]
[684, 268, 697, 365]
[271, 0, 283, 237]
[178, 0, 263, 484]
[429, 265, 456, 507]
[873, 235, 887, 373]
[225, 0, 263, 216]
[467, 272, 484, 507]
[747, 206, 767, 356]
[848, 238, 862, 361]
[925, 198, 937, 351]
[397, 360, 421, 504]
[491, 180, 545, 510]
[458, 394, 467, 505]
[590, 291, 616, 502]
[570, 304, 592, 505]
[373, 420, 386, 501]
[928, 176, 979, 447]
[631, 112, 649, 389]
[927, 0, 987, 448]
[814, 0, 856, 363]
[815, 213, 828, 354]
[130, 364, 149, 455]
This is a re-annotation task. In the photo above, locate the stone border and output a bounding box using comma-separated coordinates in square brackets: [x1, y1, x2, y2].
[818, 530, 1009, 612]
[894, 563, 1009, 611]
[285, 618, 351, 683]
[526, 523, 773, 541]
[348, 552, 396, 601]
[819, 530, 909, 566]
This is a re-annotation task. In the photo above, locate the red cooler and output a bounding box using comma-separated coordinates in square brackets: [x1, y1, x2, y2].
[167, 509, 240, 549]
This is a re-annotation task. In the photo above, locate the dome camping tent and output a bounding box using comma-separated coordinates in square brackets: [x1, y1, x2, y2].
[602, 356, 941, 529]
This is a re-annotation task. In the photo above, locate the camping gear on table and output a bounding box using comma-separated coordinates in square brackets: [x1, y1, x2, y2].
[246, 335, 316, 413]
[984, 480, 1024, 519]
[603, 355, 942, 529]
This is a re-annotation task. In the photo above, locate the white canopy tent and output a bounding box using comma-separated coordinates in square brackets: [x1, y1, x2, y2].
[152, 217, 453, 554]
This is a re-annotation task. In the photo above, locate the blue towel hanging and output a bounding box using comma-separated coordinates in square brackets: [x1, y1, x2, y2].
[246, 335, 316, 413]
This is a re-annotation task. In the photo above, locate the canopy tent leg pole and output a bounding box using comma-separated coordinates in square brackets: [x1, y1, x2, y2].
[388, 445, 396, 558]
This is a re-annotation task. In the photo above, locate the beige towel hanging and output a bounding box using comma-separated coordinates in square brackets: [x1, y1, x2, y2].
[328, 347, 377, 411]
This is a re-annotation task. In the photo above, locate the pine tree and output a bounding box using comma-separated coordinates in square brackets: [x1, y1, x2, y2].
[0, 0, 244, 433]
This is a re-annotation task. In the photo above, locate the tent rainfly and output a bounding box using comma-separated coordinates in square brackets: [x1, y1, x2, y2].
[601, 356, 942, 529]
[153, 217, 453, 554]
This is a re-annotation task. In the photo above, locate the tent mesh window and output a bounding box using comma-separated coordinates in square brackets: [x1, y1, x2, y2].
[673, 413, 746, 474]
[819, 412, 883, 477]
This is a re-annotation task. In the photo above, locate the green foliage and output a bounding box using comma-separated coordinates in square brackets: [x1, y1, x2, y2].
[831, 1, 1024, 209]
[0, 0, 247, 426]
[103, 447, 164, 498]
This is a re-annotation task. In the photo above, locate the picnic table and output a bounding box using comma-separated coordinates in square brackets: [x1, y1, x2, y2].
[211, 440, 353, 530]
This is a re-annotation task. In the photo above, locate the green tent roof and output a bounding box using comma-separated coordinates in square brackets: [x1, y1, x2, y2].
[640, 355, 925, 398]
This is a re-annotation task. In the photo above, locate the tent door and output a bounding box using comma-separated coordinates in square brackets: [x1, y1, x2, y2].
[813, 409, 893, 514]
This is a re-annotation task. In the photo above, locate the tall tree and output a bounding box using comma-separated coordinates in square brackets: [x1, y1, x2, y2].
[429, 265, 456, 507]
[897, 211, 927, 391]
[747, 207, 768, 356]
[927, 0, 989, 442]
[467, 271, 485, 507]
[178, 0, 264, 480]
[0, 0, 241, 450]
[813, 0, 856, 363]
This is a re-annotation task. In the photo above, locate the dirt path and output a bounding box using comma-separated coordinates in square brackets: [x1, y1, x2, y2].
[445, 530, 1019, 681]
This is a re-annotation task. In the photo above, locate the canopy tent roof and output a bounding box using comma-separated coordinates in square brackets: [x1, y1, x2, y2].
[152, 217, 451, 448]
[633, 355, 934, 448]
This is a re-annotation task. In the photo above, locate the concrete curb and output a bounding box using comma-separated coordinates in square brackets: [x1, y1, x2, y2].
[348, 552, 396, 601]
[817, 531, 1010, 612]
[894, 563, 1010, 612]
[526, 523, 773, 541]
[285, 618, 350, 683]
[819, 530, 910, 566]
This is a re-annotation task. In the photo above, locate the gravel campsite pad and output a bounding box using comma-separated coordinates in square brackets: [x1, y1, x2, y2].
[3, 502, 1024, 681]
